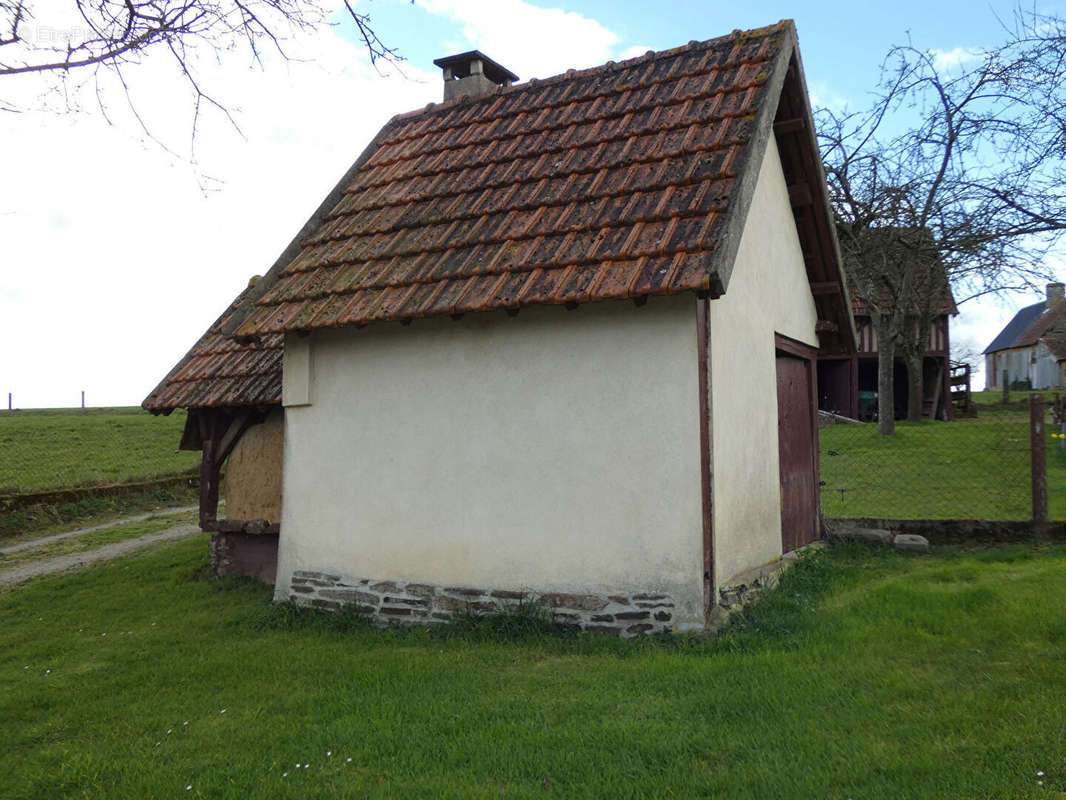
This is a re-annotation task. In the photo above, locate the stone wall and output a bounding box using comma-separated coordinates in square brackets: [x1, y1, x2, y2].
[210, 532, 279, 584]
[828, 517, 1066, 545]
[288, 571, 675, 637]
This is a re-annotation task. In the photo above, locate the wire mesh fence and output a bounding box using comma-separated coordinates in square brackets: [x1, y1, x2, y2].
[820, 398, 1065, 522]
[0, 407, 197, 496]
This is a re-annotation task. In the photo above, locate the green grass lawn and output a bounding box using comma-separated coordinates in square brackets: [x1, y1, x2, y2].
[821, 419, 1066, 520]
[2, 537, 1066, 798]
[0, 407, 196, 494]
[0, 510, 197, 570]
[0, 483, 200, 544]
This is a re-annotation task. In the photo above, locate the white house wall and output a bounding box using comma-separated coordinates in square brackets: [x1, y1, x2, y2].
[277, 295, 705, 627]
[1034, 341, 1064, 389]
[708, 136, 819, 587]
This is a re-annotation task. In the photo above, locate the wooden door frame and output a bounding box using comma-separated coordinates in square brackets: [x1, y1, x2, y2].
[774, 333, 820, 548]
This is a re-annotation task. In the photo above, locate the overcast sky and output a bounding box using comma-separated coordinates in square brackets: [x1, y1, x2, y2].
[1, 0, 1063, 408]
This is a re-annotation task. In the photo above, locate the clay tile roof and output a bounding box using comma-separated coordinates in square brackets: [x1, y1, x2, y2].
[1016, 298, 1066, 348]
[143, 280, 282, 413]
[232, 21, 808, 338]
[1046, 330, 1066, 361]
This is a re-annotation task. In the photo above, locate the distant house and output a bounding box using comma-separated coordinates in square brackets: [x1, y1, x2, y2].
[817, 263, 957, 421]
[145, 22, 855, 635]
[984, 283, 1066, 390]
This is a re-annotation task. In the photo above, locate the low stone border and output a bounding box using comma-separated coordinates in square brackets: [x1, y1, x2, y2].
[0, 473, 199, 513]
[826, 518, 1065, 546]
[826, 522, 932, 553]
[705, 541, 827, 634]
[288, 571, 675, 637]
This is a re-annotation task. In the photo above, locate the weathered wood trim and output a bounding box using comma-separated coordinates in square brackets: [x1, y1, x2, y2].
[216, 518, 281, 535]
[809, 281, 842, 296]
[216, 408, 254, 464]
[199, 437, 220, 530]
[697, 296, 715, 621]
[774, 332, 819, 360]
[1031, 395, 1048, 533]
[775, 332, 821, 548]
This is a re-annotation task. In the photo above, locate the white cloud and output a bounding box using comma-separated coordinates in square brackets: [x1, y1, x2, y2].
[0, 24, 438, 408]
[617, 45, 655, 61]
[0, 0, 641, 408]
[929, 46, 983, 72]
[415, 0, 621, 78]
[807, 81, 850, 113]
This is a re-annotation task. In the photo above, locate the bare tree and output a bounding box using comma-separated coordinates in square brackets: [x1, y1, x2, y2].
[819, 8, 1066, 434]
[0, 1, 400, 128]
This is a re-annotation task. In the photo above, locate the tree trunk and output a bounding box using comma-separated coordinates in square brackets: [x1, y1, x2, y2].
[875, 317, 895, 435]
[905, 354, 924, 421]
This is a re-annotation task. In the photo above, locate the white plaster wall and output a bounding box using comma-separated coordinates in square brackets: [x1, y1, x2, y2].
[276, 295, 706, 622]
[1034, 341, 1064, 389]
[708, 136, 819, 587]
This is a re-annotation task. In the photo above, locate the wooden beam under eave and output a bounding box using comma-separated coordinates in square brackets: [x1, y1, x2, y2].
[815, 320, 839, 333]
[774, 117, 805, 135]
[810, 282, 842, 296]
[788, 183, 813, 208]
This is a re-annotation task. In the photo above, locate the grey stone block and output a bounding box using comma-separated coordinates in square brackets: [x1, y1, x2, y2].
[405, 583, 436, 597]
[320, 588, 378, 605]
[893, 533, 930, 553]
[841, 527, 894, 545]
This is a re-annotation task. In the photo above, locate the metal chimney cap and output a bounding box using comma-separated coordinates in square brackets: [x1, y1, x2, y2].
[433, 50, 519, 84]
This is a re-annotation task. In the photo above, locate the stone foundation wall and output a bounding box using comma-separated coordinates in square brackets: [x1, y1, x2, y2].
[706, 542, 824, 633]
[288, 571, 675, 637]
[211, 532, 279, 584]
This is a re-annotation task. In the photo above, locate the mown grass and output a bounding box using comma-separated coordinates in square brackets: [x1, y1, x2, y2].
[970, 389, 1061, 421]
[0, 510, 197, 570]
[3, 537, 1066, 798]
[821, 419, 1066, 520]
[0, 407, 196, 494]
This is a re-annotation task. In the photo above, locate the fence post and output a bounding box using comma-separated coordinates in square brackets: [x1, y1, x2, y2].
[1002, 370, 1010, 404]
[1031, 394, 1048, 536]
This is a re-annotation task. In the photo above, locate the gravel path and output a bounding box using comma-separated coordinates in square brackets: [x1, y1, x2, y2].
[0, 505, 199, 556]
[0, 523, 202, 588]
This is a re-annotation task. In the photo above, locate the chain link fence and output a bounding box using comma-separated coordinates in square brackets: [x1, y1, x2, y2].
[820, 395, 1065, 522]
[0, 408, 197, 496]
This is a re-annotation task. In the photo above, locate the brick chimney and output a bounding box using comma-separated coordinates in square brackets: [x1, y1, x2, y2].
[433, 51, 518, 102]
[1048, 282, 1065, 308]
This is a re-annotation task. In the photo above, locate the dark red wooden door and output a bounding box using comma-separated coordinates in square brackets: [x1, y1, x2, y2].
[776, 352, 818, 551]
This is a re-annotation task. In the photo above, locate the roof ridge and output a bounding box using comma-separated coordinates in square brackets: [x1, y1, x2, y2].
[388, 20, 792, 128]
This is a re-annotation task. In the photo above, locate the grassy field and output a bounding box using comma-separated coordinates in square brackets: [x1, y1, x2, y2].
[821, 416, 1066, 520]
[0, 510, 197, 571]
[2, 537, 1065, 798]
[0, 407, 196, 494]
[0, 484, 200, 544]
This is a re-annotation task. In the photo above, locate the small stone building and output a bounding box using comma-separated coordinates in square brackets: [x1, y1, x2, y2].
[145, 21, 856, 634]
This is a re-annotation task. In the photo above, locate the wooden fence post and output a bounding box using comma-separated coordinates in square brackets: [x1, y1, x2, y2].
[1002, 370, 1009, 404]
[1030, 394, 1048, 536]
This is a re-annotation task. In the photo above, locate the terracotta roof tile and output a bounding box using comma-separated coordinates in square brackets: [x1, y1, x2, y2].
[234, 22, 796, 337]
[143, 282, 282, 412]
